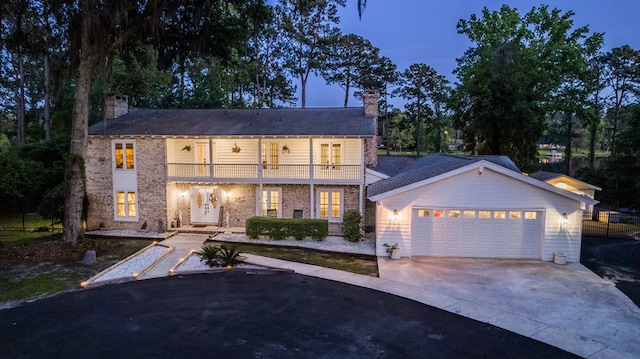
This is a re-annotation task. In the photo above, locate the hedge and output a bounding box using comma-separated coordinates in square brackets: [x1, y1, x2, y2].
[245, 216, 329, 241]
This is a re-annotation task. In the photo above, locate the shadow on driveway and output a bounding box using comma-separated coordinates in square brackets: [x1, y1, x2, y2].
[1, 271, 578, 358]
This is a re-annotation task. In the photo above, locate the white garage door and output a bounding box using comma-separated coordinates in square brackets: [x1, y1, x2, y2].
[411, 209, 542, 259]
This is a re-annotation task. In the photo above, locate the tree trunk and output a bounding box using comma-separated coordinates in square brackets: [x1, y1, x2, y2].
[300, 71, 307, 108]
[564, 111, 573, 175]
[44, 54, 51, 141]
[343, 81, 349, 108]
[16, 52, 26, 144]
[63, 2, 98, 245]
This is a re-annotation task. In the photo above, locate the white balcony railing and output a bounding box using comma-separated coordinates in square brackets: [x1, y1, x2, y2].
[167, 163, 361, 183]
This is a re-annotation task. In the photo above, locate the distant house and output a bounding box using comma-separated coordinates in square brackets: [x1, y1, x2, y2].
[529, 171, 601, 216]
[86, 93, 379, 235]
[367, 154, 598, 262]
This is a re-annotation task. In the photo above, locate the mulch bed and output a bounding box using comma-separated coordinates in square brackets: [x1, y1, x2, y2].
[0, 237, 121, 267]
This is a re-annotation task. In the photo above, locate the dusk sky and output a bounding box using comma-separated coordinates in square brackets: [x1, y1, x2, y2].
[295, 0, 640, 109]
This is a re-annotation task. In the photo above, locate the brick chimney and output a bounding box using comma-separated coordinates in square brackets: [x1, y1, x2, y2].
[363, 89, 379, 168]
[104, 94, 129, 119]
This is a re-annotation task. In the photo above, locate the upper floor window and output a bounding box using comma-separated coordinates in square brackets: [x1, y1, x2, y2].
[320, 142, 341, 169]
[262, 142, 279, 169]
[114, 141, 135, 170]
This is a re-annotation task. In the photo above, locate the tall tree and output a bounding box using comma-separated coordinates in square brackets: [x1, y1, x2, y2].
[48, 0, 268, 245]
[453, 5, 593, 169]
[395, 63, 450, 155]
[275, 0, 345, 108]
[322, 33, 380, 107]
[585, 38, 608, 169]
[603, 45, 640, 157]
[550, 32, 603, 174]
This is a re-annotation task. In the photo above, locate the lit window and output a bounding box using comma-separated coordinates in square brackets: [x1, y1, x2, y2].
[115, 191, 137, 219]
[318, 189, 343, 221]
[449, 210, 460, 218]
[114, 141, 135, 170]
[320, 142, 341, 169]
[479, 211, 491, 219]
[434, 210, 445, 218]
[261, 188, 281, 217]
[509, 211, 521, 219]
[418, 210, 430, 217]
[524, 211, 537, 219]
[463, 210, 476, 218]
[115, 144, 123, 169]
[262, 143, 279, 169]
[494, 211, 506, 219]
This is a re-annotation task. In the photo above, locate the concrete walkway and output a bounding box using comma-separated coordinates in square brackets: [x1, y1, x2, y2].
[138, 234, 640, 358]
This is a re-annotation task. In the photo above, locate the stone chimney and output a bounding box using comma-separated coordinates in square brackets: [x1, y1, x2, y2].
[104, 94, 129, 119]
[363, 89, 379, 168]
[363, 89, 378, 118]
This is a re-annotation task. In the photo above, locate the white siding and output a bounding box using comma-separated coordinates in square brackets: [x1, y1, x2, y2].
[215, 139, 258, 164]
[376, 167, 584, 262]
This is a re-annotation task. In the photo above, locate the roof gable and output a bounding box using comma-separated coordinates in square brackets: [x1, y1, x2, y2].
[88, 107, 375, 137]
[367, 155, 598, 206]
[367, 154, 520, 198]
[529, 171, 602, 191]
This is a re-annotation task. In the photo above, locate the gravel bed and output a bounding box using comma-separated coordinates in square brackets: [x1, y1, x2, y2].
[86, 229, 175, 239]
[91, 245, 171, 283]
[174, 252, 266, 272]
[209, 233, 376, 255]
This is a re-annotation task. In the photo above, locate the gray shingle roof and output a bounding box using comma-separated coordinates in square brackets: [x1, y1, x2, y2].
[88, 107, 375, 137]
[370, 155, 422, 176]
[367, 154, 521, 198]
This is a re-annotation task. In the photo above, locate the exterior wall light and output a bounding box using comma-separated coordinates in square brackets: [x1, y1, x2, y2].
[561, 212, 569, 226]
[391, 209, 399, 221]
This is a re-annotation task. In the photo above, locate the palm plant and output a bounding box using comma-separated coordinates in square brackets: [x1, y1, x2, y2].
[217, 244, 247, 268]
[200, 245, 221, 267]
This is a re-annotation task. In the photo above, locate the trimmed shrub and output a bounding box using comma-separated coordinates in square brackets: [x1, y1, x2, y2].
[245, 216, 328, 241]
[342, 210, 363, 242]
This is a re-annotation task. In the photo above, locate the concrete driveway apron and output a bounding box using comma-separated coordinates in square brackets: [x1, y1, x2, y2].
[378, 257, 640, 359]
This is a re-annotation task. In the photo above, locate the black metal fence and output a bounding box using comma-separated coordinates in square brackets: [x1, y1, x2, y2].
[582, 208, 640, 240]
[0, 212, 62, 231]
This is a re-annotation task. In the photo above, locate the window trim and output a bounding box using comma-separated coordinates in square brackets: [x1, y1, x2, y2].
[319, 141, 342, 169]
[317, 188, 344, 222]
[113, 140, 136, 171]
[259, 187, 282, 218]
[114, 190, 138, 221]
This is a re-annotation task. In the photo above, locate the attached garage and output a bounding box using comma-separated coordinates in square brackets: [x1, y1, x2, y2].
[411, 208, 543, 258]
[367, 154, 598, 263]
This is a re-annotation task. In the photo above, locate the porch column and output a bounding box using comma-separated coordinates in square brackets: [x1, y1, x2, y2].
[309, 137, 314, 218]
[208, 138, 214, 179]
[360, 139, 365, 215]
[258, 138, 263, 216]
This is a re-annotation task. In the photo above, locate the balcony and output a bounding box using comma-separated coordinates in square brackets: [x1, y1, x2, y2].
[167, 163, 362, 184]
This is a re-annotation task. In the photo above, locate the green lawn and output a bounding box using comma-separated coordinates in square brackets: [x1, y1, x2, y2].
[209, 240, 379, 277]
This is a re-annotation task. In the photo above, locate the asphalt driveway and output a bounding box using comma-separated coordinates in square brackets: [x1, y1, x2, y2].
[1, 271, 577, 358]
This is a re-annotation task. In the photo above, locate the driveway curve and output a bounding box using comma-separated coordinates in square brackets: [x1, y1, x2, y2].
[1, 271, 577, 358]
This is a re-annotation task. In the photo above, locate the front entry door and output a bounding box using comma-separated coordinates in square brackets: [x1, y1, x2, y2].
[191, 186, 221, 224]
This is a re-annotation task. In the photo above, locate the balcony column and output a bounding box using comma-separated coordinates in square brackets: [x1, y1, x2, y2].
[209, 138, 214, 179]
[309, 137, 314, 218]
[258, 138, 263, 216]
[359, 139, 365, 214]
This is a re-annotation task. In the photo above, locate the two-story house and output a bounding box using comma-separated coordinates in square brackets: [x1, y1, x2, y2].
[86, 93, 378, 235]
[88, 93, 597, 263]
